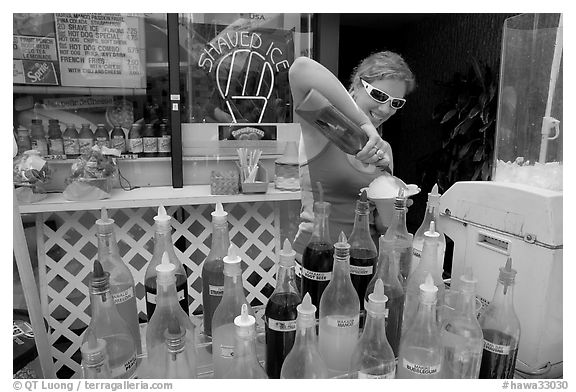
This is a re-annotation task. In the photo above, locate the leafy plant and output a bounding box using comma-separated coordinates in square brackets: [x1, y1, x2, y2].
[427, 58, 499, 193]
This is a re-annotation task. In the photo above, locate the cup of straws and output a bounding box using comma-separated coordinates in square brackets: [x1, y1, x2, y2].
[237, 148, 269, 193]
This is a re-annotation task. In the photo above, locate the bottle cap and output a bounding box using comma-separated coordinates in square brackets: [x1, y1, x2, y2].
[428, 184, 441, 207]
[164, 317, 186, 353]
[279, 238, 296, 267]
[154, 205, 172, 226]
[334, 231, 351, 258]
[498, 257, 517, 291]
[211, 202, 228, 223]
[394, 187, 407, 209]
[366, 279, 388, 314]
[223, 244, 241, 265]
[297, 293, 316, 316]
[81, 330, 107, 363]
[234, 304, 256, 337]
[419, 273, 438, 303]
[95, 207, 114, 234]
[424, 221, 440, 239]
[156, 252, 176, 284]
[89, 260, 110, 292]
[355, 190, 370, 214]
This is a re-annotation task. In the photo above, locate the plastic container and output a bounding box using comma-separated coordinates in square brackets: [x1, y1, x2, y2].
[275, 141, 300, 191]
[493, 14, 562, 191]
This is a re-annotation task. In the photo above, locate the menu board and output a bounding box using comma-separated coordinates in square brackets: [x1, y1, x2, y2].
[54, 13, 146, 88]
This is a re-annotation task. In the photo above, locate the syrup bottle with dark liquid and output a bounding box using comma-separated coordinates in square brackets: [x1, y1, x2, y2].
[145, 205, 189, 320]
[265, 239, 301, 379]
[478, 257, 520, 379]
[301, 199, 334, 317]
[349, 190, 378, 324]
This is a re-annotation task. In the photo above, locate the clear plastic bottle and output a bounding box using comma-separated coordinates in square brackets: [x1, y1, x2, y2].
[145, 205, 189, 320]
[128, 123, 143, 156]
[382, 188, 413, 288]
[157, 121, 171, 157]
[145, 254, 197, 378]
[30, 119, 48, 156]
[142, 123, 158, 157]
[95, 124, 110, 148]
[146, 252, 196, 363]
[95, 207, 141, 354]
[349, 279, 396, 379]
[397, 274, 443, 379]
[318, 232, 360, 376]
[212, 244, 255, 378]
[265, 239, 301, 379]
[47, 119, 64, 156]
[78, 123, 95, 155]
[280, 293, 328, 379]
[440, 267, 483, 378]
[349, 190, 378, 322]
[364, 236, 405, 357]
[301, 200, 334, 316]
[16, 126, 31, 155]
[63, 124, 80, 158]
[224, 304, 267, 379]
[403, 221, 445, 331]
[83, 260, 137, 379]
[412, 184, 446, 274]
[478, 257, 520, 379]
[201, 202, 230, 337]
[110, 126, 127, 154]
[81, 330, 112, 379]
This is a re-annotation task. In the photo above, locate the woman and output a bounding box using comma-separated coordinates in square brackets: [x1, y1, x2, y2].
[289, 51, 416, 273]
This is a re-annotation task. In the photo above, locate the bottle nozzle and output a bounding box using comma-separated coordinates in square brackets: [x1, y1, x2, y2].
[297, 293, 316, 315]
[223, 244, 241, 264]
[93, 260, 105, 278]
[424, 220, 440, 239]
[156, 251, 176, 282]
[234, 303, 256, 334]
[212, 202, 227, 220]
[499, 257, 517, 294]
[95, 207, 114, 233]
[367, 279, 388, 314]
[279, 238, 296, 266]
[101, 207, 108, 221]
[419, 273, 438, 303]
[360, 189, 368, 202]
[154, 205, 171, 225]
[338, 231, 347, 244]
[334, 231, 350, 257]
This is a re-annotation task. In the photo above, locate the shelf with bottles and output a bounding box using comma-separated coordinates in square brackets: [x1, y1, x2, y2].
[13, 85, 148, 96]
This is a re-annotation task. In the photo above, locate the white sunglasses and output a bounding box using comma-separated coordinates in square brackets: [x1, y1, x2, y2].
[361, 78, 406, 109]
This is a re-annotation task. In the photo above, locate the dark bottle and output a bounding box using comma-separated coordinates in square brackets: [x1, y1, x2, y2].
[110, 126, 126, 154]
[128, 123, 143, 156]
[265, 239, 301, 379]
[349, 190, 378, 320]
[16, 126, 31, 155]
[30, 119, 48, 155]
[142, 123, 158, 157]
[478, 257, 520, 379]
[301, 200, 334, 317]
[79, 123, 95, 155]
[63, 124, 80, 158]
[47, 119, 64, 155]
[364, 236, 405, 358]
[94, 124, 110, 148]
[157, 121, 171, 157]
[201, 202, 230, 337]
[145, 205, 189, 320]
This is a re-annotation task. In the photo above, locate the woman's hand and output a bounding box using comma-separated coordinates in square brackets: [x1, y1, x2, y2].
[355, 123, 393, 171]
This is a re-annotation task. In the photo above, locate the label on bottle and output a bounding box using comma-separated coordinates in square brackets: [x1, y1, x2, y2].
[109, 353, 137, 378]
[48, 139, 64, 155]
[128, 138, 143, 153]
[112, 287, 134, 305]
[158, 135, 171, 153]
[412, 248, 422, 258]
[350, 265, 373, 275]
[143, 137, 158, 153]
[294, 261, 302, 278]
[301, 267, 331, 282]
[146, 289, 185, 304]
[111, 137, 126, 153]
[96, 137, 109, 148]
[209, 285, 224, 296]
[401, 358, 441, 376]
[483, 339, 511, 355]
[63, 138, 80, 155]
[267, 317, 297, 332]
[31, 139, 48, 155]
[219, 344, 235, 358]
[78, 138, 94, 154]
[326, 315, 359, 328]
[358, 370, 395, 379]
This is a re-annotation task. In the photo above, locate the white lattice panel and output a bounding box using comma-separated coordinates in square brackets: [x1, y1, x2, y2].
[36, 202, 280, 378]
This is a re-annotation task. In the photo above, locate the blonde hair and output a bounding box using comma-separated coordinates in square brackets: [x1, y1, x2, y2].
[349, 51, 416, 96]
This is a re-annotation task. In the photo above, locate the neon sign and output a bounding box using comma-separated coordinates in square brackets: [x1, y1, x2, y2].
[197, 30, 291, 123]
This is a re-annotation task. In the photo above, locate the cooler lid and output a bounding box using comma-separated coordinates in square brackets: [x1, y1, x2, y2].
[439, 181, 562, 247]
